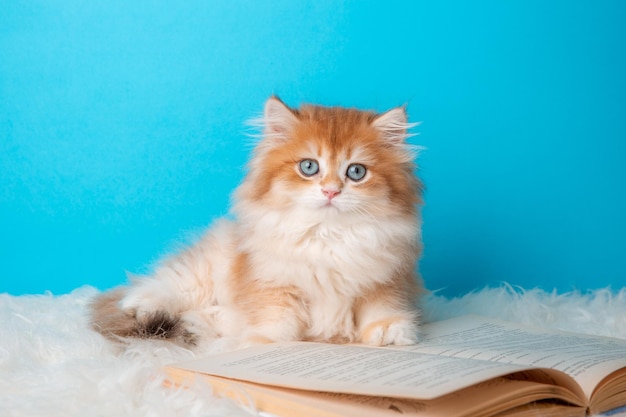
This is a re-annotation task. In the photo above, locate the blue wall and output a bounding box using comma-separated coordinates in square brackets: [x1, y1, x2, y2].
[1, 1, 625, 296]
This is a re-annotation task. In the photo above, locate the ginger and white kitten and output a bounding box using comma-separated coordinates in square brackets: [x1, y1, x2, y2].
[90, 96, 424, 348]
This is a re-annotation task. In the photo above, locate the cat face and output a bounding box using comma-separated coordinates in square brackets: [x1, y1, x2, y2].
[238, 97, 422, 218]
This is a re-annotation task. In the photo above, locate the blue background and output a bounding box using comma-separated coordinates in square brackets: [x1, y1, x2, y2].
[1, 1, 625, 296]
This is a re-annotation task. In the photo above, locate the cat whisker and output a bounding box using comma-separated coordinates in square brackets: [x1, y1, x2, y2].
[349, 202, 383, 225]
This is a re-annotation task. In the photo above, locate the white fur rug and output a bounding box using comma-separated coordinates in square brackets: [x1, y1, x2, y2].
[2, 285, 626, 417]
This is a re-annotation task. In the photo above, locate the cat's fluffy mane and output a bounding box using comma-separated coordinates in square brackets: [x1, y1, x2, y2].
[90, 96, 424, 349]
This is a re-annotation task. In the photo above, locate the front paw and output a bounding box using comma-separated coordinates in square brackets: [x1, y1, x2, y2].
[360, 317, 418, 346]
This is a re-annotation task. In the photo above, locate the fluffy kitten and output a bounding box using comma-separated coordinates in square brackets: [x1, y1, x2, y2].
[90, 96, 424, 348]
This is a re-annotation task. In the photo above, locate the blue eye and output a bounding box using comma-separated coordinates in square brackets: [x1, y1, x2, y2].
[299, 159, 319, 177]
[346, 163, 367, 181]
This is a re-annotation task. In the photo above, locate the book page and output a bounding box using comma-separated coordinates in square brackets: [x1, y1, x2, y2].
[172, 342, 542, 400]
[166, 366, 584, 417]
[406, 316, 626, 399]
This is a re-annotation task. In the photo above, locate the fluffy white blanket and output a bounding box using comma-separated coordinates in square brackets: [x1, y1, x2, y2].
[2, 285, 626, 417]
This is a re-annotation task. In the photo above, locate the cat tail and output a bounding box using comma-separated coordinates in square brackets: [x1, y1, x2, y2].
[89, 287, 196, 346]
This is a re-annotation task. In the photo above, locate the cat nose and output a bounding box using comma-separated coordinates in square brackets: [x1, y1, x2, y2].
[322, 188, 341, 200]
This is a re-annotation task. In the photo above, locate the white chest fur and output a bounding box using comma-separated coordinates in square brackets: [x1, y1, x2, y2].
[239, 206, 418, 298]
[240, 208, 417, 341]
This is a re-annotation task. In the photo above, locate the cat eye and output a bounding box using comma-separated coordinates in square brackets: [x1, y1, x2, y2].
[346, 163, 367, 181]
[299, 159, 319, 177]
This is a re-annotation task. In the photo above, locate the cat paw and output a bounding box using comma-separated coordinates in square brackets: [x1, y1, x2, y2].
[177, 310, 216, 346]
[119, 288, 171, 322]
[360, 318, 418, 346]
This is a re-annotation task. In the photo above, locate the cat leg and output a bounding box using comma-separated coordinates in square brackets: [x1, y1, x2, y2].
[237, 285, 310, 345]
[354, 285, 420, 346]
[91, 269, 216, 347]
[118, 270, 192, 324]
[91, 221, 235, 347]
[306, 298, 356, 343]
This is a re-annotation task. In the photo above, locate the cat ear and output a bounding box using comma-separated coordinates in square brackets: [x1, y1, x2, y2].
[263, 96, 298, 140]
[372, 107, 416, 144]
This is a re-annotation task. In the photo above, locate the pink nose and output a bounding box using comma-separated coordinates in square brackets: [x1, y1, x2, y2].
[322, 189, 341, 200]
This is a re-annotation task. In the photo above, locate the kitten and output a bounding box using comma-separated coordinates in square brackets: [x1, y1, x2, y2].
[90, 96, 424, 348]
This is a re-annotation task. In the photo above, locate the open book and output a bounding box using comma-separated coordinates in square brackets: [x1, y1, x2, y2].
[164, 315, 626, 417]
